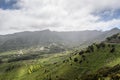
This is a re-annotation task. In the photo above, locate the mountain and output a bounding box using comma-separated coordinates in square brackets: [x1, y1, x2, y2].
[0, 32, 120, 80]
[0, 28, 120, 52]
[93, 28, 120, 42]
[105, 33, 120, 43]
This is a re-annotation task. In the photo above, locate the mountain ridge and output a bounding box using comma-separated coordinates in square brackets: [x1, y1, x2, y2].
[0, 28, 120, 52]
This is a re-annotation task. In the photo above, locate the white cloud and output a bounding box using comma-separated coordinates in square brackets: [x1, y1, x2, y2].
[0, 0, 120, 34]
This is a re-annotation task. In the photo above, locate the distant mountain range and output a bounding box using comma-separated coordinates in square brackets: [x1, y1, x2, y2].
[0, 28, 120, 52]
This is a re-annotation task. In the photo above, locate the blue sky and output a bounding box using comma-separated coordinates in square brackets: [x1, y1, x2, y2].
[0, 0, 120, 34]
[0, 0, 18, 10]
[93, 9, 120, 21]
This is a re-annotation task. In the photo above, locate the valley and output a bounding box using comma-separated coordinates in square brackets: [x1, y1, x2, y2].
[0, 30, 120, 80]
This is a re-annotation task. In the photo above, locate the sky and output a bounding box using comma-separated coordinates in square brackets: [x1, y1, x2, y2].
[0, 0, 120, 34]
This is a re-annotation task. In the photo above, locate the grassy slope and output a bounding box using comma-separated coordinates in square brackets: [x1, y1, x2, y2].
[0, 43, 120, 80]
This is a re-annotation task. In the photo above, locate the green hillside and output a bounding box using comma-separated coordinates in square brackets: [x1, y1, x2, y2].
[106, 33, 120, 43]
[0, 33, 120, 80]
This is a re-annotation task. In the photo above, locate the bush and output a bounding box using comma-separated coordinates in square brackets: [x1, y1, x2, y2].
[74, 58, 78, 62]
[96, 43, 105, 49]
[100, 42, 105, 48]
[110, 46, 115, 53]
[106, 37, 111, 41]
[79, 50, 84, 55]
[79, 60, 82, 64]
[86, 45, 94, 53]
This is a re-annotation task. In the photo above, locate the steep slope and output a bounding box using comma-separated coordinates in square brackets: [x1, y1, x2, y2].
[106, 33, 120, 43]
[93, 28, 120, 42]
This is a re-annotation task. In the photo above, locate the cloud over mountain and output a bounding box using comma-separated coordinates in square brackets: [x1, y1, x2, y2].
[0, 0, 120, 34]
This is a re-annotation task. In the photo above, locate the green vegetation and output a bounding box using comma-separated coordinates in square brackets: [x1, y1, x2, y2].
[0, 43, 120, 80]
[0, 33, 120, 80]
[106, 33, 120, 43]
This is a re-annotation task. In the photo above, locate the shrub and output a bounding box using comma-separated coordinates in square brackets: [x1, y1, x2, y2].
[106, 37, 111, 41]
[99, 42, 105, 48]
[96, 43, 105, 49]
[96, 44, 100, 49]
[69, 57, 72, 60]
[110, 47, 115, 53]
[74, 58, 78, 62]
[79, 60, 82, 64]
[79, 50, 84, 55]
[86, 45, 94, 53]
